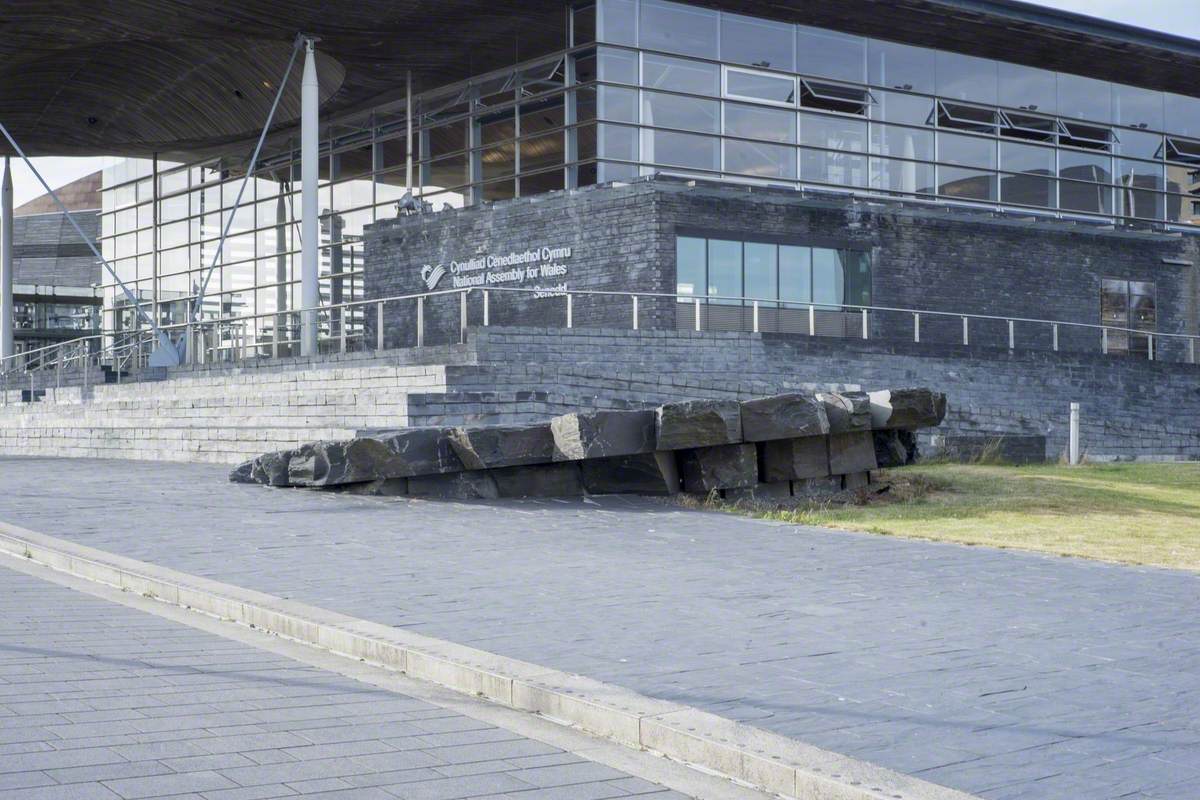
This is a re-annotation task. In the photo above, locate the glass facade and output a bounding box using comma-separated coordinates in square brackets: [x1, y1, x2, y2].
[675, 234, 870, 332]
[97, 0, 1200, 350]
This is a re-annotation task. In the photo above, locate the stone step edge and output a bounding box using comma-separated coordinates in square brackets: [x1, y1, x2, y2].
[0, 520, 977, 800]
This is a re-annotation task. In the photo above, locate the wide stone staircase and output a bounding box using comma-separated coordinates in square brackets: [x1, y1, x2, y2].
[0, 324, 1195, 464]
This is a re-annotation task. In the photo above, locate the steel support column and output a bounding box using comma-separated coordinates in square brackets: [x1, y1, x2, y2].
[300, 37, 320, 356]
[0, 157, 12, 360]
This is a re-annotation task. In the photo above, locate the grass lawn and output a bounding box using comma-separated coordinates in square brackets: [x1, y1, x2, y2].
[756, 462, 1200, 571]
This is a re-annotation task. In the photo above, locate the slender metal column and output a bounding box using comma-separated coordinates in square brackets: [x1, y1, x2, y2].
[275, 179, 288, 354]
[300, 37, 320, 356]
[0, 157, 12, 360]
[406, 70, 414, 193]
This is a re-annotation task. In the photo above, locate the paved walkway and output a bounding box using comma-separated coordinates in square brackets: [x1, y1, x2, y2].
[0, 556, 700, 800]
[1, 457, 1197, 799]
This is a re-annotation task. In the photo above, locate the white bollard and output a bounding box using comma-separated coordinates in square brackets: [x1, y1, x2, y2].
[1069, 402, 1081, 466]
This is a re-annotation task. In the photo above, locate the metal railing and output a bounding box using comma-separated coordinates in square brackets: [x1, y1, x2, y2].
[2, 284, 1196, 398]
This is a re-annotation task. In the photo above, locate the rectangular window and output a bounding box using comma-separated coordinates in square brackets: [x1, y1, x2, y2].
[724, 103, 795, 143]
[642, 53, 719, 95]
[1101, 278, 1156, 356]
[720, 12, 793, 71]
[723, 67, 796, 106]
[676, 236, 705, 298]
[725, 139, 796, 181]
[639, 0, 718, 59]
[641, 91, 719, 133]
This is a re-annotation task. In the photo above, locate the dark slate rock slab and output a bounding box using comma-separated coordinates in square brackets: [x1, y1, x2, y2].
[793, 475, 846, 498]
[759, 437, 830, 482]
[408, 470, 499, 500]
[818, 391, 873, 434]
[289, 438, 410, 487]
[679, 443, 759, 493]
[250, 450, 295, 487]
[447, 423, 556, 470]
[655, 399, 741, 450]
[842, 471, 871, 491]
[551, 410, 657, 461]
[373, 428, 465, 477]
[229, 460, 255, 483]
[580, 452, 680, 495]
[492, 462, 584, 498]
[868, 388, 948, 430]
[740, 394, 830, 442]
[829, 432, 879, 475]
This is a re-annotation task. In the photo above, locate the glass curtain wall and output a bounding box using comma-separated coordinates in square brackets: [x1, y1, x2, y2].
[590, 0, 1200, 227]
[99, 0, 1200, 349]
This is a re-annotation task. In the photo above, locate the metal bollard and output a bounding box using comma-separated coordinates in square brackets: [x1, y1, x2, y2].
[632, 295, 638, 330]
[483, 290, 490, 327]
[1008, 319, 1015, 350]
[752, 300, 759, 333]
[694, 298, 701, 331]
[460, 291, 468, 344]
[416, 296, 425, 348]
[809, 304, 816, 337]
[914, 313, 921, 343]
[566, 293, 573, 329]
[861, 308, 868, 340]
[376, 301, 385, 351]
[1052, 323, 1059, 352]
[1069, 402, 1081, 466]
[962, 316, 969, 346]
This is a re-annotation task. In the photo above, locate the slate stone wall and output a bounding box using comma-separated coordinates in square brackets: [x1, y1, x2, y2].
[399, 326, 1200, 462]
[12, 210, 102, 288]
[364, 176, 1200, 358]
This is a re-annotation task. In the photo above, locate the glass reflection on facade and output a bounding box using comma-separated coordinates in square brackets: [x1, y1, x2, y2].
[98, 0, 1200, 348]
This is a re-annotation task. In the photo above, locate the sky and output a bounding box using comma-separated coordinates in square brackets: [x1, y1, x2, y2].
[5, 0, 1196, 208]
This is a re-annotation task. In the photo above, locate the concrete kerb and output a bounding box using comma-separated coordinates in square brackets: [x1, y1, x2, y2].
[0, 519, 980, 800]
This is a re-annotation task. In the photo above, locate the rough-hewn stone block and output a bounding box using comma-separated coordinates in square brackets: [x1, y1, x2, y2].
[740, 394, 829, 442]
[229, 460, 255, 483]
[448, 423, 555, 470]
[819, 391, 872, 434]
[289, 438, 409, 487]
[551, 410, 656, 461]
[874, 430, 918, 468]
[250, 450, 294, 487]
[580, 452, 680, 495]
[868, 389, 948, 430]
[492, 462, 584, 497]
[328, 478, 409, 496]
[758, 437, 830, 482]
[374, 427, 465, 477]
[679, 443, 758, 493]
[723, 481, 793, 503]
[828, 432, 879, 475]
[655, 399, 741, 450]
[793, 476, 845, 498]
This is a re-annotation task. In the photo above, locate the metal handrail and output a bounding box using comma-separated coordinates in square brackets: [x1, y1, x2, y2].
[4, 282, 1197, 384]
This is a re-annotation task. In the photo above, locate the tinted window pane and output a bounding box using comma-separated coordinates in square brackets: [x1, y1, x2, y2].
[598, 86, 638, 123]
[642, 91, 719, 133]
[998, 62, 1056, 114]
[1001, 173, 1054, 207]
[721, 12, 793, 70]
[938, 133, 996, 169]
[1165, 93, 1200, 139]
[598, 123, 638, 161]
[870, 157, 936, 195]
[1100, 278, 1127, 325]
[725, 69, 795, 105]
[779, 245, 812, 304]
[1059, 150, 1111, 183]
[844, 251, 872, 306]
[936, 52, 997, 105]
[1060, 179, 1112, 214]
[868, 39, 935, 94]
[1001, 142, 1054, 175]
[800, 113, 867, 151]
[871, 124, 933, 160]
[939, 166, 997, 201]
[642, 54, 719, 95]
[1057, 73, 1111, 123]
[598, 47, 638, 83]
[725, 140, 796, 180]
[707, 239, 742, 302]
[801, 150, 868, 187]
[725, 103, 795, 143]
[812, 249, 844, 308]
[873, 91, 934, 126]
[644, 130, 719, 171]
[640, 0, 718, 58]
[744, 243, 778, 301]
[1117, 129, 1162, 160]
[1116, 159, 1163, 190]
[676, 236, 705, 298]
[1113, 83, 1164, 131]
[597, 0, 637, 46]
[796, 25, 866, 84]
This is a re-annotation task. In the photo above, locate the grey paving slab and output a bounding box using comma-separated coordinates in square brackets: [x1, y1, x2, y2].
[0, 556, 690, 800]
[1, 456, 1198, 799]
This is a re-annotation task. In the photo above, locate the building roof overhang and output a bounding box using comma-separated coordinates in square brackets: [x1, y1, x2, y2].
[0, 0, 1195, 161]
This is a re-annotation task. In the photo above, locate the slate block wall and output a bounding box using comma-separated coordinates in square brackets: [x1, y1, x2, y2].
[365, 177, 1199, 358]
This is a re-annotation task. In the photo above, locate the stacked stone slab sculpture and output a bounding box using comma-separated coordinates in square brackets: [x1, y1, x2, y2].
[230, 388, 947, 501]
